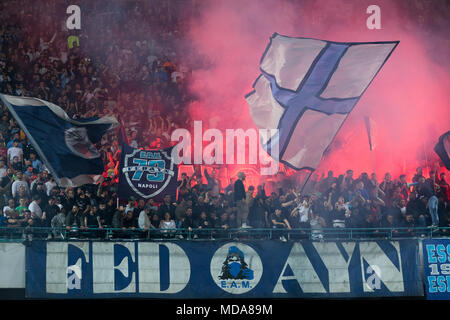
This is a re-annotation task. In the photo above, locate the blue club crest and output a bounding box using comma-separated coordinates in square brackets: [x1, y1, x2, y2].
[120, 145, 177, 200]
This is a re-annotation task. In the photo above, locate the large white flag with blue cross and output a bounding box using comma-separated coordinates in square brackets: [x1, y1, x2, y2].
[246, 33, 398, 171]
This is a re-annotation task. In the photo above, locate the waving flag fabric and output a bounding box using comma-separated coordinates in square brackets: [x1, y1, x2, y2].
[246, 33, 398, 170]
[0, 94, 118, 187]
[434, 131, 450, 170]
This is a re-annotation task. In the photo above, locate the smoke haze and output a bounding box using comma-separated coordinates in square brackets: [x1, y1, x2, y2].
[179, 0, 450, 180]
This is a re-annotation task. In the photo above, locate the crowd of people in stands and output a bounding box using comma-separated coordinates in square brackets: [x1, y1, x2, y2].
[0, 156, 449, 241]
[0, 0, 449, 241]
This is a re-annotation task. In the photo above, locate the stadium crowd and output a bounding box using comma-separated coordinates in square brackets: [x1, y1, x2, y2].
[0, 0, 449, 241]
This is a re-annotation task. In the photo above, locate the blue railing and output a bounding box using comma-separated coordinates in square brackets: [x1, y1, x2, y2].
[0, 226, 449, 242]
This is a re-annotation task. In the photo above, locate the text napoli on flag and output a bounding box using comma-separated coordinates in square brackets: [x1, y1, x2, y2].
[434, 131, 450, 170]
[0, 94, 118, 187]
[246, 33, 398, 170]
[118, 144, 179, 201]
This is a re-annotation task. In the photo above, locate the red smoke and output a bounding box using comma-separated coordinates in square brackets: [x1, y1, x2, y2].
[180, 0, 450, 183]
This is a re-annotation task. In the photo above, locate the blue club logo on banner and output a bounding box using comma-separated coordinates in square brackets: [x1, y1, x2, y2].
[210, 243, 263, 294]
[118, 144, 178, 201]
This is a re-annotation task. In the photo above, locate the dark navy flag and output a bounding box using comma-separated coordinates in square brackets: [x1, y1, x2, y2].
[0, 94, 118, 187]
[434, 131, 450, 170]
[118, 144, 179, 201]
[246, 33, 398, 171]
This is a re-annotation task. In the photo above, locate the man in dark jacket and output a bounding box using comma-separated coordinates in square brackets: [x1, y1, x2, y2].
[65, 205, 83, 238]
[158, 194, 176, 219]
[416, 176, 439, 227]
[234, 172, 249, 228]
[400, 213, 417, 237]
[249, 196, 269, 228]
[406, 191, 428, 227]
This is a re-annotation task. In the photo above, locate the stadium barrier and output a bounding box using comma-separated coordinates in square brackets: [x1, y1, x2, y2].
[1, 226, 449, 242]
[0, 229, 448, 299]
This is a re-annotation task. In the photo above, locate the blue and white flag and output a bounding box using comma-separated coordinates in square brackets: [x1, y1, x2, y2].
[0, 94, 118, 187]
[246, 33, 398, 170]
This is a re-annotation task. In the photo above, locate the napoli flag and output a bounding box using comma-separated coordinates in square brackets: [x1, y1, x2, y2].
[118, 144, 179, 201]
[434, 131, 450, 170]
[0, 94, 118, 187]
[246, 33, 398, 170]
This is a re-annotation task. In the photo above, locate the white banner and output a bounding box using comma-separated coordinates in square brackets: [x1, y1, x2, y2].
[0, 243, 25, 288]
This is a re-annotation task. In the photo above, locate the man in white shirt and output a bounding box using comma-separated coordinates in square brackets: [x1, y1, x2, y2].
[2, 199, 15, 217]
[7, 140, 23, 166]
[29, 195, 44, 223]
[45, 176, 57, 196]
[11, 171, 30, 198]
[138, 206, 152, 231]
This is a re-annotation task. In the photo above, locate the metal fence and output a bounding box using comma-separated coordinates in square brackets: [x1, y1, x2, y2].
[0, 226, 449, 242]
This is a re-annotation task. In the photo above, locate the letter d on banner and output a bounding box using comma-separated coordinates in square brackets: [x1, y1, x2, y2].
[138, 243, 190, 293]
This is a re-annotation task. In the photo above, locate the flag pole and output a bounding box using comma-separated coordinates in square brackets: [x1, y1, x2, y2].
[299, 170, 313, 195]
[364, 116, 376, 175]
[423, 139, 431, 177]
[370, 149, 376, 175]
